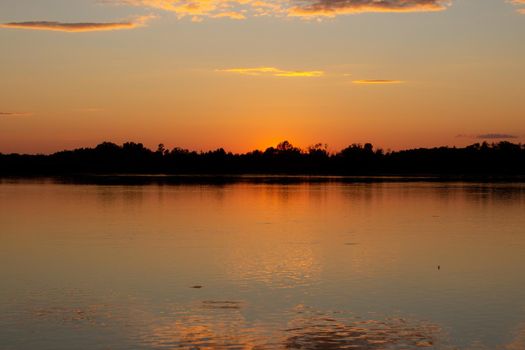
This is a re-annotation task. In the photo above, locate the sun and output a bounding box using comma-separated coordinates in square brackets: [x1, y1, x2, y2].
[253, 137, 291, 152]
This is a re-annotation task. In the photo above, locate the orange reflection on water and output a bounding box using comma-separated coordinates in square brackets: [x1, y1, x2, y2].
[1, 180, 525, 349]
[140, 302, 445, 349]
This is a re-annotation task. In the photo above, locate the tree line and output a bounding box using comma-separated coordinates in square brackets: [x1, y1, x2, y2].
[1, 140, 524, 176]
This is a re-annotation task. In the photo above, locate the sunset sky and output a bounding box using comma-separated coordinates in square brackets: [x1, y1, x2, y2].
[1, 0, 524, 154]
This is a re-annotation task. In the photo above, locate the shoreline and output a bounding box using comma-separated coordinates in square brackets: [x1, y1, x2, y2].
[2, 174, 525, 185]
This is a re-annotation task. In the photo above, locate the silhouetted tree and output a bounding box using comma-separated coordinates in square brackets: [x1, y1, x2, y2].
[1, 140, 524, 176]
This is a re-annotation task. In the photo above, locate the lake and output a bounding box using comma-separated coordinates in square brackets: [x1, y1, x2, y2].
[1, 179, 524, 349]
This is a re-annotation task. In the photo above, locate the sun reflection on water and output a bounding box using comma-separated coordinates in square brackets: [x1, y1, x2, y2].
[225, 242, 321, 290]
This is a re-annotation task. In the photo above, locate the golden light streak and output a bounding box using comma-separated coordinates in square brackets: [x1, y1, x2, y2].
[352, 79, 404, 85]
[217, 67, 324, 77]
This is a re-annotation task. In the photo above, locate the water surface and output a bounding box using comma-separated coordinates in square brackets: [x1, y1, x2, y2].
[1, 180, 524, 349]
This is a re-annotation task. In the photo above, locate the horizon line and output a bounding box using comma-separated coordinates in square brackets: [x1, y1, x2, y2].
[1, 139, 523, 156]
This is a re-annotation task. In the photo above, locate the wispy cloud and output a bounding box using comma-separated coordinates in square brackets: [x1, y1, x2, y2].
[510, 0, 525, 13]
[353, 79, 404, 84]
[210, 11, 247, 20]
[106, 0, 452, 21]
[477, 133, 518, 140]
[456, 133, 519, 140]
[0, 15, 154, 32]
[0, 112, 32, 117]
[108, 0, 276, 20]
[288, 0, 451, 17]
[217, 67, 324, 77]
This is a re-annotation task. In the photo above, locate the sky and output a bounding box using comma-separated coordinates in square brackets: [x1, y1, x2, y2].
[0, 0, 524, 154]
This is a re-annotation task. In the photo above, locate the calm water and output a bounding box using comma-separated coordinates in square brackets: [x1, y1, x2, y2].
[1, 179, 525, 349]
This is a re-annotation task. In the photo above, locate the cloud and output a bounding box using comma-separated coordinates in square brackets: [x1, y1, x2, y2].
[107, 0, 240, 18]
[106, 0, 452, 20]
[0, 15, 154, 32]
[509, 0, 525, 13]
[352, 79, 404, 84]
[456, 133, 519, 140]
[210, 11, 247, 20]
[477, 133, 518, 140]
[0, 112, 31, 117]
[288, 0, 452, 17]
[217, 67, 324, 77]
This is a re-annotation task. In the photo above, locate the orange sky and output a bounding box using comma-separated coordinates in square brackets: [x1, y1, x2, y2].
[0, 0, 524, 154]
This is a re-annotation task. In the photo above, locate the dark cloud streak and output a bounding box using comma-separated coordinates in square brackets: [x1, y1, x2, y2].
[0, 15, 153, 32]
[0, 112, 31, 117]
[477, 133, 518, 140]
[289, 0, 451, 16]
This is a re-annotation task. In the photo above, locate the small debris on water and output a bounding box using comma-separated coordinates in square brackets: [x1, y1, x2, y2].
[191, 285, 203, 289]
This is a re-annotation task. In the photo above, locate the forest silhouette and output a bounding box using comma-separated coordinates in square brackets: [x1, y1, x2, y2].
[1, 140, 524, 177]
